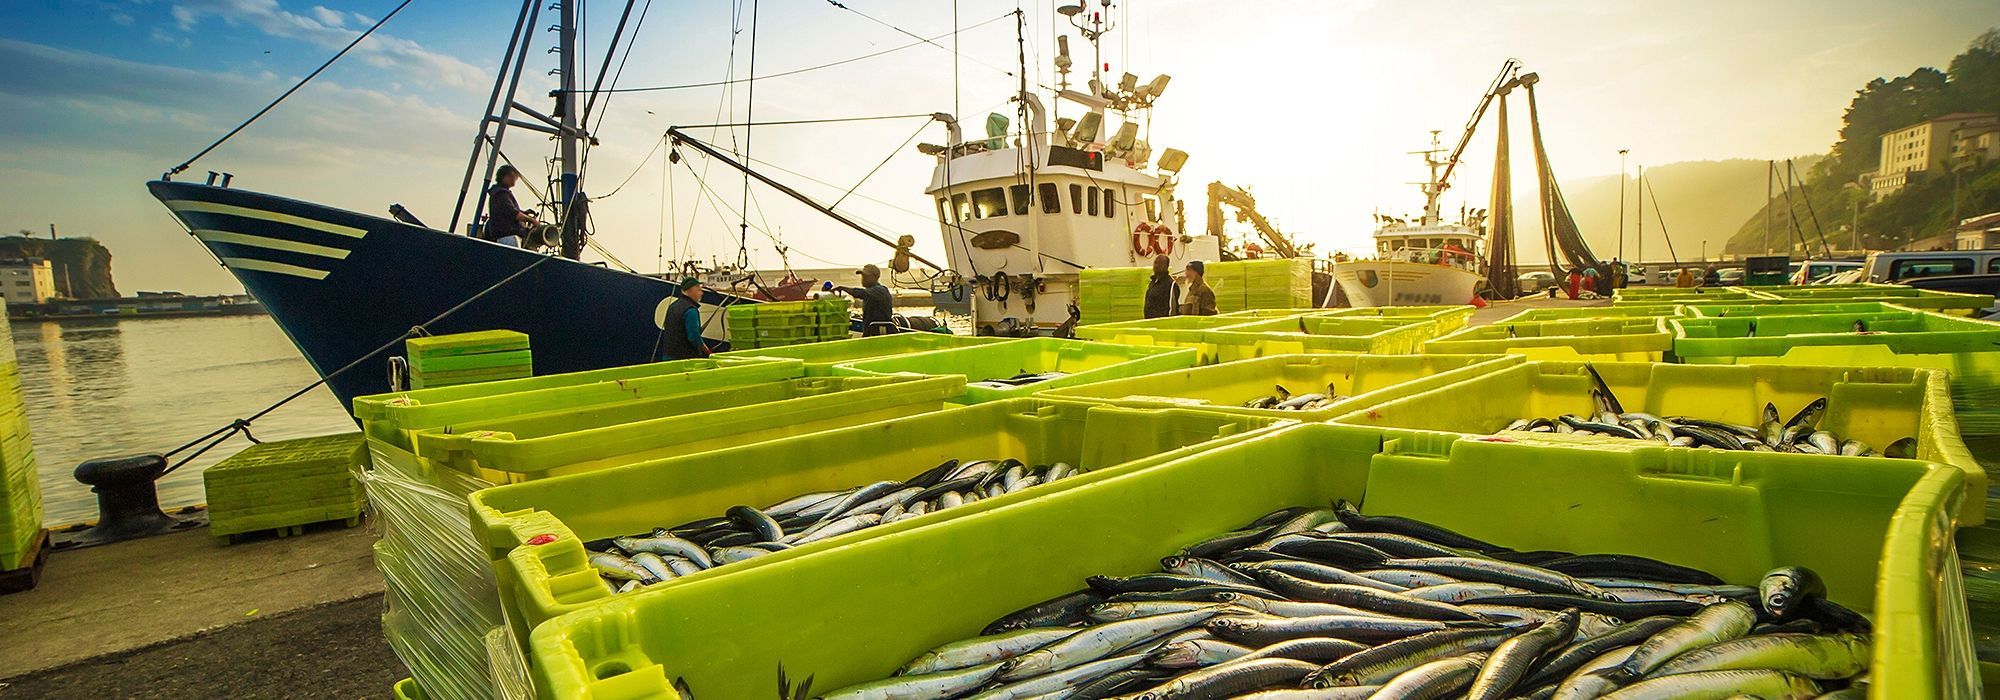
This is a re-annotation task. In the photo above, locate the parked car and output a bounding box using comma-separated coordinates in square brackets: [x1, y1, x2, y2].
[1790, 260, 1862, 285]
[1860, 250, 2000, 283]
[1716, 268, 1747, 286]
[1517, 271, 1558, 294]
[1626, 266, 1648, 285]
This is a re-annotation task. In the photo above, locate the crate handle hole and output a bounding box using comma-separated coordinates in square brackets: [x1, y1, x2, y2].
[593, 661, 632, 680]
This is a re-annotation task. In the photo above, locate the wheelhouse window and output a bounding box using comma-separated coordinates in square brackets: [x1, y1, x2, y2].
[1087, 188, 1099, 216]
[953, 193, 973, 223]
[936, 198, 954, 224]
[1009, 184, 1031, 215]
[972, 188, 1008, 218]
[1039, 183, 1060, 214]
[1142, 194, 1161, 223]
[1102, 188, 1116, 218]
[1069, 184, 1084, 214]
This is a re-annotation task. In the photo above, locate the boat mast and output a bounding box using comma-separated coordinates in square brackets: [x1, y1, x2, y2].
[556, 0, 581, 210]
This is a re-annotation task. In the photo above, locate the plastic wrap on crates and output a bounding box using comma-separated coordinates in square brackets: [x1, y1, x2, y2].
[364, 440, 503, 700]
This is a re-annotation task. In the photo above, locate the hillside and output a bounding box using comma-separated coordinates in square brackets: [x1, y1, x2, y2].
[1723, 28, 2000, 254]
[0, 235, 119, 299]
[1556, 157, 1822, 263]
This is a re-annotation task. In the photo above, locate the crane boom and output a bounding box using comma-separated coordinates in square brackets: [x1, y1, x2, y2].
[1434, 59, 1521, 197]
[1206, 181, 1302, 259]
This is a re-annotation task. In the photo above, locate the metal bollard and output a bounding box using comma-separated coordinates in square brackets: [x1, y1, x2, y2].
[71, 453, 182, 545]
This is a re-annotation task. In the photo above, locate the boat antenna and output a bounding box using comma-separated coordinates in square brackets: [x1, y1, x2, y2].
[162, 0, 415, 180]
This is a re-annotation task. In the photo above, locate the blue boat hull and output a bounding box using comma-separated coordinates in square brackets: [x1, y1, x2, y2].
[148, 181, 760, 412]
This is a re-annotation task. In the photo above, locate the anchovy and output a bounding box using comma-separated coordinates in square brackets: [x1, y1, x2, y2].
[1234, 560, 1409, 592]
[761, 490, 842, 519]
[1786, 398, 1827, 431]
[999, 607, 1226, 681]
[1066, 667, 1173, 700]
[817, 481, 903, 523]
[613, 534, 715, 569]
[900, 476, 984, 509]
[1045, 462, 1078, 481]
[1273, 509, 1343, 535]
[983, 589, 1108, 634]
[898, 627, 1078, 676]
[1233, 637, 1370, 665]
[1206, 614, 1476, 646]
[1648, 632, 1869, 680]
[1163, 556, 1261, 587]
[1560, 414, 1644, 440]
[1547, 644, 1640, 700]
[660, 555, 703, 577]
[812, 660, 1002, 700]
[1210, 591, 1386, 619]
[1182, 528, 1280, 559]
[1356, 569, 1458, 589]
[789, 513, 883, 546]
[1234, 687, 1380, 700]
[1543, 554, 1724, 585]
[1595, 669, 1820, 699]
[1253, 571, 1487, 621]
[1759, 566, 1827, 620]
[711, 545, 775, 564]
[1367, 652, 1488, 700]
[726, 505, 785, 542]
[1305, 628, 1516, 687]
[1147, 639, 1253, 669]
[630, 552, 677, 582]
[1332, 500, 1508, 553]
[1612, 600, 1758, 678]
[1324, 532, 1473, 559]
[1127, 658, 1319, 699]
[1089, 573, 1263, 596]
[1464, 609, 1580, 700]
[1883, 436, 1918, 459]
[1259, 536, 1393, 567]
[901, 459, 960, 489]
[1088, 601, 1220, 622]
[1376, 557, 1613, 599]
[588, 550, 658, 583]
[1468, 593, 1703, 618]
[1521, 616, 1683, 689]
[965, 653, 1149, 700]
[1404, 582, 1534, 604]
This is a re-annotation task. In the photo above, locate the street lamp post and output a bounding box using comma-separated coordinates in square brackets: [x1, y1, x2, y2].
[1617, 149, 1628, 264]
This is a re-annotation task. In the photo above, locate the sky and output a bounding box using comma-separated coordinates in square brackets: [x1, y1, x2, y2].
[2, 0, 1997, 295]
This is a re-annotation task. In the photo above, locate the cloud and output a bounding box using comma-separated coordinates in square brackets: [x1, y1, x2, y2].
[163, 0, 488, 90]
[150, 27, 193, 48]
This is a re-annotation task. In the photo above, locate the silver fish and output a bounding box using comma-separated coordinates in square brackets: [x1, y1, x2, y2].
[898, 627, 1078, 676]
[1000, 607, 1225, 681]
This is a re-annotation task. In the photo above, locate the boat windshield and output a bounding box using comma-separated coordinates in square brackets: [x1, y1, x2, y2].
[1386, 246, 1482, 272]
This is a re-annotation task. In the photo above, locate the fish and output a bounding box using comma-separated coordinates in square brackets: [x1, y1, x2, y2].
[1883, 436, 1918, 459]
[1367, 652, 1489, 700]
[1304, 628, 1516, 687]
[998, 607, 1227, 681]
[1543, 554, 1724, 585]
[1375, 557, 1614, 600]
[1206, 614, 1479, 646]
[1127, 658, 1321, 699]
[1646, 633, 1870, 680]
[1331, 500, 1508, 554]
[630, 552, 677, 582]
[1463, 609, 1580, 700]
[726, 505, 785, 543]
[1595, 669, 1819, 699]
[811, 661, 1003, 700]
[1521, 617, 1683, 689]
[897, 627, 1078, 676]
[1611, 600, 1758, 678]
[1235, 560, 1410, 592]
[1759, 567, 1827, 621]
[983, 589, 1108, 634]
[612, 534, 714, 568]
[1147, 639, 1254, 668]
[1252, 571, 1489, 621]
[588, 550, 658, 584]
[964, 653, 1150, 700]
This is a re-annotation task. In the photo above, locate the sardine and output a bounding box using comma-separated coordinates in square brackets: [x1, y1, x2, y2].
[1377, 557, 1613, 600]
[1464, 609, 1580, 700]
[727, 505, 785, 542]
[1206, 614, 1476, 646]
[1612, 600, 1758, 678]
[1648, 632, 1869, 680]
[613, 534, 714, 569]
[898, 627, 1077, 676]
[813, 661, 1002, 700]
[1367, 652, 1488, 700]
[1253, 571, 1488, 621]
[1595, 669, 1819, 699]
[983, 589, 1107, 634]
[588, 550, 657, 583]
[999, 607, 1225, 680]
[1126, 658, 1319, 699]
[1759, 566, 1827, 621]
[1305, 628, 1516, 687]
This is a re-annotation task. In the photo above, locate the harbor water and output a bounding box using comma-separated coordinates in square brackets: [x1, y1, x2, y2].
[13, 315, 355, 526]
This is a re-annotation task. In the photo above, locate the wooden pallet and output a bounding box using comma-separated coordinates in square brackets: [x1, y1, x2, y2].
[0, 528, 50, 595]
[220, 512, 365, 546]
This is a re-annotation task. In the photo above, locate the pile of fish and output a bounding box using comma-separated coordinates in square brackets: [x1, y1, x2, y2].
[795, 501, 1870, 700]
[1243, 384, 1347, 412]
[971, 371, 1071, 390]
[1501, 366, 1916, 457]
[586, 458, 1081, 593]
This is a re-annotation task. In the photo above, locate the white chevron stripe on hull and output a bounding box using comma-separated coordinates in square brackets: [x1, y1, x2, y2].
[193, 230, 352, 259]
[162, 200, 367, 238]
[220, 257, 331, 280]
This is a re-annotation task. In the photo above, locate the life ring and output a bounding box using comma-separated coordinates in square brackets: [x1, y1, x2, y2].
[1151, 228, 1175, 256]
[1131, 227, 1152, 258]
[1133, 223, 1174, 258]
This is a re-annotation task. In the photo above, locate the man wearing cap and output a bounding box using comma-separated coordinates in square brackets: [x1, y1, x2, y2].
[836, 264, 896, 336]
[483, 164, 535, 247]
[660, 278, 711, 360]
[1179, 260, 1218, 316]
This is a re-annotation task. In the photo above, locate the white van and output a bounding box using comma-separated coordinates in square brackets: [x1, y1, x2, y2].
[1860, 250, 2000, 283]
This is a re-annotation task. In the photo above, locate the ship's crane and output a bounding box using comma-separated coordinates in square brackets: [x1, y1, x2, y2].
[1206, 181, 1307, 259]
[1432, 59, 1521, 204]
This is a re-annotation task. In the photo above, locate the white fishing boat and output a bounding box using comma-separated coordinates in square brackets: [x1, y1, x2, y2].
[1333, 134, 1490, 307]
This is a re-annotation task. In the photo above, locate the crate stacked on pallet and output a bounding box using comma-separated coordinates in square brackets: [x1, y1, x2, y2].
[1078, 267, 1147, 325]
[405, 330, 532, 389]
[1241, 258, 1313, 309]
[203, 433, 367, 543]
[725, 299, 851, 350]
[0, 300, 43, 589]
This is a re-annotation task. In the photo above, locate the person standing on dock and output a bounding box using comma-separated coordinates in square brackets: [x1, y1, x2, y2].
[482, 165, 534, 247]
[660, 278, 711, 360]
[836, 264, 896, 336]
[1180, 260, 1218, 316]
[1144, 255, 1180, 319]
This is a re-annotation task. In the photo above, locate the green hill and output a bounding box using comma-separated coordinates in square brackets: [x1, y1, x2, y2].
[0, 234, 119, 300]
[1722, 28, 2000, 254]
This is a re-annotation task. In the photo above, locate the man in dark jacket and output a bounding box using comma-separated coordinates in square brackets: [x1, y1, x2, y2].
[660, 278, 710, 360]
[483, 165, 534, 247]
[836, 264, 896, 336]
[1143, 255, 1179, 319]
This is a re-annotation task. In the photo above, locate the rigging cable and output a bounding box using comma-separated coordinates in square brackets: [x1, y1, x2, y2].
[833, 119, 935, 210]
[581, 11, 1013, 94]
[164, 0, 415, 178]
[738, 0, 763, 270]
[826, 0, 1019, 79]
[1642, 176, 1681, 267]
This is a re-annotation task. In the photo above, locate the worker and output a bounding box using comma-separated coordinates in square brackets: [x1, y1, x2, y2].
[660, 278, 711, 360]
[1564, 267, 1583, 300]
[1676, 267, 1696, 288]
[1143, 254, 1179, 319]
[1179, 260, 1219, 316]
[483, 165, 535, 247]
[836, 263, 896, 336]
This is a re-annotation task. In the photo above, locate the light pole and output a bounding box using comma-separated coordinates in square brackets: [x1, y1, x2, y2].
[1616, 149, 1628, 263]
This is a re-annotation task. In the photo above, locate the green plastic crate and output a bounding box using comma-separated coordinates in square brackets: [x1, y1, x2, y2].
[1741, 285, 1995, 316]
[1423, 317, 1675, 361]
[1323, 305, 1478, 334]
[715, 333, 1016, 376]
[353, 357, 802, 449]
[203, 433, 366, 535]
[526, 422, 1974, 700]
[469, 398, 1289, 647]
[1492, 304, 1684, 323]
[1613, 286, 1757, 304]
[404, 329, 529, 357]
[1333, 360, 1983, 525]
[411, 375, 966, 483]
[1205, 316, 1440, 361]
[831, 337, 1200, 403]
[1670, 309, 2000, 377]
[1041, 352, 1522, 421]
[1681, 301, 1922, 318]
[1072, 315, 1264, 364]
[1214, 307, 1323, 320]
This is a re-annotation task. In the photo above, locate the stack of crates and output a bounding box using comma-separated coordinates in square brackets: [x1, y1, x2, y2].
[0, 303, 38, 574]
[1202, 260, 1248, 314]
[203, 433, 368, 542]
[1241, 258, 1313, 309]
[725, 299, 850, 350]
[406, 330, 532, 389]
[1078, 267, 1147, 325]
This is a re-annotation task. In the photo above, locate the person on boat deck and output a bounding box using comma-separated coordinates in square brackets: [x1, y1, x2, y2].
[1144, 255, 1180, 319]
[660, 278, 711, 360]
[836, 264, 896, 336]
[1180, 260, 1219, 316]
[483, 165, 535, 248]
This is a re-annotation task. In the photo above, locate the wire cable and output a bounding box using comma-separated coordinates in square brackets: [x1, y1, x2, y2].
[574, 11, 1012, 94]
[164, 0, 415, 178]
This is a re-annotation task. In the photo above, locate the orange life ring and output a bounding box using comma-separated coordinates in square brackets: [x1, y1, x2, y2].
[1152, 229, 1175, 256]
